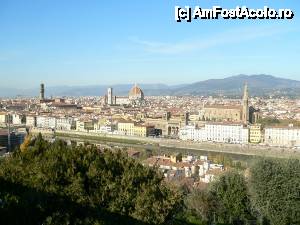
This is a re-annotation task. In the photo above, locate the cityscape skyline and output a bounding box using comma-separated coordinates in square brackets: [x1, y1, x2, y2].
[0, 0, 300, 88]
[1, 2, 299, 224]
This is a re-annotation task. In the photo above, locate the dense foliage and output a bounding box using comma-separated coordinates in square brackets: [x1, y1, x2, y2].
[0, 134, 182, 225]
[249, 158, 300, 225]
[182, 159, 300, 225]
[184, 171, 254, 225]
[0, 135, 299, 225]
[209, 171, 253, 224]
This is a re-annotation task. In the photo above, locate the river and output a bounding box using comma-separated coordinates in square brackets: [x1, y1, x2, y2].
[56, 136, 263, 168]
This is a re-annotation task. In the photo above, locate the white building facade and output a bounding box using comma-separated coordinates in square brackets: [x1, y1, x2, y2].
[265, 126, 300, 147]
[93, 124, 116, 134]
[0, 113, 11, 124]
[179, 125, 205, 141]
[11, 113, 23, 125]
[36, 116, 56, 129]
[56, 117, 75, 131]
[26, 115, 36, 127]
[179, 123, 249, 144]
[204, 123, 249, 144]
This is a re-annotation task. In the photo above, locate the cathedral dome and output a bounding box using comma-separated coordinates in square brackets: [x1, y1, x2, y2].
[129, 84, 144, 100]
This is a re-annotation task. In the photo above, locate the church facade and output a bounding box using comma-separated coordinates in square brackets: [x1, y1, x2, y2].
[202, 84, 259, 124]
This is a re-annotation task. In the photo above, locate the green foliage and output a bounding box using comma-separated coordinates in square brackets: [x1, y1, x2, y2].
[2, 134, 300, 225]
[0, 135, 182, 225]
[249, 158, 300, 225]
[184, 189, 217, 224]
[209, 171, 253, 225]
[257, 117, 300, 128]
[182, 171, 254, 225]
[257, 117, 280, 126]
[179, 158, 300, 225]
[173, 211, 207, 225]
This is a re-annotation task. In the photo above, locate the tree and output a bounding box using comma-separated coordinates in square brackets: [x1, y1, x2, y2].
[249, 158, 300, 225]
[209, 171, 253, 225]
[19, 134, 31, 152]
[0, 137, 182, 225]
[185, 189, 217, 223]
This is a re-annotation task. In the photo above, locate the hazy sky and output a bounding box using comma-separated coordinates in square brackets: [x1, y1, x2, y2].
[0, 0, 299, 88]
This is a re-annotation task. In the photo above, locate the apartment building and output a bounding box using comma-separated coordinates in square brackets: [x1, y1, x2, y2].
[204, 123, 249, 144]
[56, 117, 75, 131]
[265, 125, 300, 147]
[36, 115, 56, 129]
[179, 123, 249, 144]
[26, 115, 36, 127]
[249, 124, 263, 143]
[117, 121, 155, 137]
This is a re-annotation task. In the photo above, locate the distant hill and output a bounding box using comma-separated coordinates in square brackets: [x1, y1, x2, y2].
[1, 75, 300, 97]
[170, 74, 300, 97]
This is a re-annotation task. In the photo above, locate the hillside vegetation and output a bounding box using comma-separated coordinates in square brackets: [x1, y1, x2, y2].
[0, 134, 299, 225]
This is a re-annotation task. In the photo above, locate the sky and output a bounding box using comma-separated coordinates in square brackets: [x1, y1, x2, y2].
[0, 0, 299, 88]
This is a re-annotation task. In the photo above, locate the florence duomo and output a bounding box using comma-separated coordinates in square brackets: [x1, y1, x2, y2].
[105, 83, 145, 107]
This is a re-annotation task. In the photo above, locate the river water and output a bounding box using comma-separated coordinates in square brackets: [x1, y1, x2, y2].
[57, 136, 262, 168]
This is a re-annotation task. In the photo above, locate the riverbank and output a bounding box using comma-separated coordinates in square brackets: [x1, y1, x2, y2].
[31, 129, 300, 159]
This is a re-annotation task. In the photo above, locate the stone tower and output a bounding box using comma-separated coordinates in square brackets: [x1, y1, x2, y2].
[107, 87, 113, 105]
[40, 83, 45, 100]
[242, 83, 249, 124]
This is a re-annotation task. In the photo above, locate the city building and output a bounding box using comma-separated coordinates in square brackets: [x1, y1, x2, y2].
[201, 84, 259, 124]
[76, 120, 95, 132]
[128, 83, 145, 105]
[39, 83, 54, 104]
[249, 124, 263, 143]
[204, 123, 249, 144]
[145, 112, 189, 137]
[133, 124, 155, 137]
[143, 154, 224, 183]
[107, 87, 113, 106]
[26, 115, 37, 127]
[56, 117, 76, 131]
[179, 123, 249, 144]
[0, 113, 11, 125]
[51, 103, 79, 112]
[93, 124, 116, 134]
[11, 113, 25, 125]
[36, 115, 56, 129]
[0, 129, 26, 151]
[265, 125, 300, 147]
[117, 121, 135, 136]
[40, 83, 45, 100]
[117, 120, 155, 137]
[179, 125, 205, 141]
[105, 84, 145, 106]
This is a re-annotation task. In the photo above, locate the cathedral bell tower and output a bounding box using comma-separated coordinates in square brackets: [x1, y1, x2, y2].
[242, 83, 249, 124]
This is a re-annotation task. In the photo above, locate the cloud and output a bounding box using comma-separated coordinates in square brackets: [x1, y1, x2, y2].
[130, 25, 294, 54]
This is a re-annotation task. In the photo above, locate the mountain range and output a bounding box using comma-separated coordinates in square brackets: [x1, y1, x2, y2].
[1, 75, 300, 98]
